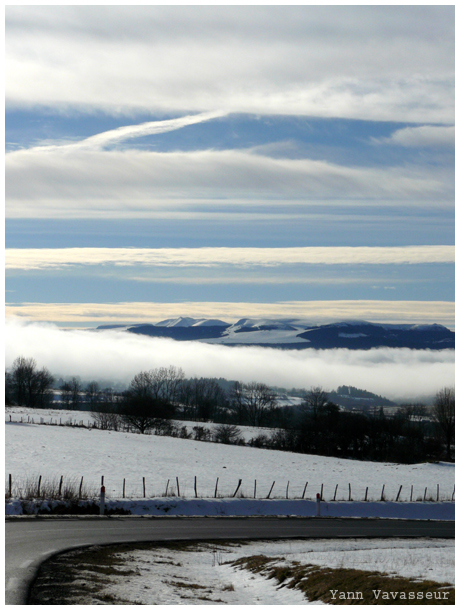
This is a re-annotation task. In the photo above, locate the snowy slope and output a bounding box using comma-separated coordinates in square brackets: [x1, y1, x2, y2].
[204, 329, 308, 345]
[5, 417, 454, 504]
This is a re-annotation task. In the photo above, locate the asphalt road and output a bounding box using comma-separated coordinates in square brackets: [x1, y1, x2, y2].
[5, 516, 454, 605]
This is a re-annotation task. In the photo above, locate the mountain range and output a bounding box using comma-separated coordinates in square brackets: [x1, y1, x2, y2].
[96, 317, 454, 350]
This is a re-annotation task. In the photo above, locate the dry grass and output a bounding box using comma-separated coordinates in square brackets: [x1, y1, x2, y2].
[6, 474, 98, 501]
[28, 540, 247, 604]
[231, 555, 455, 605]
[28, 544, 142, 605]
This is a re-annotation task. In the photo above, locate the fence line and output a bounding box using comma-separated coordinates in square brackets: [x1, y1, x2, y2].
[5, 473, 455, 504]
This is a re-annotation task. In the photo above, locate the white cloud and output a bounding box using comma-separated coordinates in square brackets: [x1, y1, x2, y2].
[376, 125, 454, 148]
[5, 318, 454, 400]
[6, 147, 451, 218]
[123, 276, 415, 287]
[5, 246, 455, 271]
[5, 301, 455, 330]
[31, 111, 228, 152]
[6, 6, 453, 123]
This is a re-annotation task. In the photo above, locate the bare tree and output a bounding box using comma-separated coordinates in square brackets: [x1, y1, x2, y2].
[60, 377, 82, 410]
[91, 404, 121, 431]
[5, 371, 14, 406]
[163, 365, 185, 405]
[433, 387, 455, 460]
[9, 356, 54, 408]
[119, 373, 156, 434]
[134, 366, 185, 404]
[129, 371, 152, 398]
[302, 386, 329, 420]
[180, 377, 226, 421]
[119, 367, 181, 433]
[85, 381, 100, 407]
[91, 385, 121, 430]
[231, 381, 277, 427]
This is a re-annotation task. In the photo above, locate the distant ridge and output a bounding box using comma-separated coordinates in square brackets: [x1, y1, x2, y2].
[95, 318, 454, 350]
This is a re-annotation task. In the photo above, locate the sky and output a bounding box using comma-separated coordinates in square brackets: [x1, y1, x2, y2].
[4, 6, 455, 398]
[5, 6, 454, 331]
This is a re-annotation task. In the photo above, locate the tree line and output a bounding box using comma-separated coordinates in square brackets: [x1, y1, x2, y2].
[5, 356, 455, 463]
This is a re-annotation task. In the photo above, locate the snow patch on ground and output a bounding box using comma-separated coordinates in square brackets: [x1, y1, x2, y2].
[103, 542, 317, 605]
[72, 538, 454, 604]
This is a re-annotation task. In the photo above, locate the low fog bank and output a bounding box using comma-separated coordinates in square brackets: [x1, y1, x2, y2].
[5, 318, 454, 402]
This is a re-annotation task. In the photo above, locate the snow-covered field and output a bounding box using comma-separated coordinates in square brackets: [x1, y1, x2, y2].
[5, 408, 455, 506]
[55, 538, 454, 605]
[6, 406, 284, 443]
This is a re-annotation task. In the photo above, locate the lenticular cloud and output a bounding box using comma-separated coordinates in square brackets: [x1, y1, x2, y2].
[5, 317, 454, 401]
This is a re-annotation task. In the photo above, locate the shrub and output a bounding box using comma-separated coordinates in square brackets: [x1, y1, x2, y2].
[213, 424, 242, 445]
[193, 426, 212, 441]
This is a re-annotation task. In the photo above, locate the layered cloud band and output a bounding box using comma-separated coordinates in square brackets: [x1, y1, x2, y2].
[6, 246, 454, 271]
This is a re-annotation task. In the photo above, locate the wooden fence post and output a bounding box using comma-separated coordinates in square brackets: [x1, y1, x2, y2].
[59, 476, 63, 496]
[348, 483, 351, 501]
[302, 482, 308, 499]
[176, 477, 180, 497]
[253, 479, 257, 499]
[233, 479, 242, 498]
[333, 484, 338, 501]
[143, 477, 146, 498]
[437, 484, 439, 502]
[194, 476, 198, 498]
[320, 483, 324, 501]
[395, 485, 402, 502]
[424, 487, 427, 501]
[267, 481, 275, 499]
[123, 478, 126, 499]
[452, 486, 455, 501]
[286, 481, 289, 499]
[364, 487, 368, 502]
[410, 485, 413, 502]
[9, 474, 12, 497]
[380, 484, 385, 501]
[37, 475, 42, 497]
[214, 478, 219, 498]
[79, 476, 83, 498]
[165, 479, 169, 497]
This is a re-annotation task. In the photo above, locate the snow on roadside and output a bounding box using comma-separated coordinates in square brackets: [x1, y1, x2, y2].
[70, 538, 454, 605]
[104, 542, 317, 605]
[5, 496, 455, 519]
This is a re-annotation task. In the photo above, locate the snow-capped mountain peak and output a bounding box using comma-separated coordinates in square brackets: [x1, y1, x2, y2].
[96, 318, 454, 350]
[155, 317, 199, 328]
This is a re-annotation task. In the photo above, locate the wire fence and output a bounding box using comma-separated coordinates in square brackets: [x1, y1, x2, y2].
[5, 473, 455, 503]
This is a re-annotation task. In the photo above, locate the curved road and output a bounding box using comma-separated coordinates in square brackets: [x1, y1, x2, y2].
[6, 516, 454, 605]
